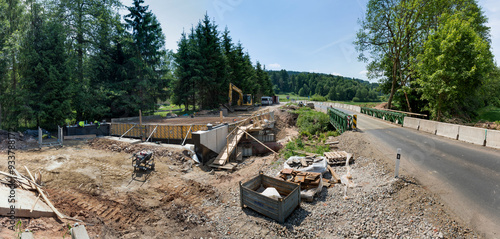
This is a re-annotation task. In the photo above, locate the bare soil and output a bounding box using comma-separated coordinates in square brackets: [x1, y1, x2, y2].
[0, 106, 479, 238]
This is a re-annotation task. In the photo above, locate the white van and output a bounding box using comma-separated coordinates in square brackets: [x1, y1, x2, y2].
[261, 96, 273, 106]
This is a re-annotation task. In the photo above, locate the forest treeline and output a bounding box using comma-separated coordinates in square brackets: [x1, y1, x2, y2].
[172, 15, 273, 111]
[0, 0, 273, 130]
[355, 0, 500, 121]
[268, 70, 381, 102]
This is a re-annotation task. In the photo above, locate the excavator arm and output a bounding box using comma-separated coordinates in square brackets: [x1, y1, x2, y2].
[229, 83, 243, 106]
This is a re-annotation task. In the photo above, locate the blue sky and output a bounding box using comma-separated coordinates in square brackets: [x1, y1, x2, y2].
[121, 0, 499, 82]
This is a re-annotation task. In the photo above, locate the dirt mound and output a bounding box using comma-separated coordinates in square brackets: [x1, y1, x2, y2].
[88, 138, 186, 159]
[0, 130, 39, 151]
[274, 109, 299, 141]
[374, 102, 388, 109]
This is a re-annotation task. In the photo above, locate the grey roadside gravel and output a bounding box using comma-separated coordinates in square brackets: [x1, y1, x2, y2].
[198, 154, 480, 238]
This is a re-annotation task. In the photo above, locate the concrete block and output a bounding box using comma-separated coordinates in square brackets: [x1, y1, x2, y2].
[419, 119, 438, 134]
[71, 224, 90, 239]
[436, 122, 460, 140]
[486, 129, 500, 149]
[21, 232, 34, 239]
[458, 126, 486, 146]
[403, 117, 420, 130]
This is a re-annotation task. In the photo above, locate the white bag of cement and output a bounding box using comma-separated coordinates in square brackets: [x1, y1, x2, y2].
[283, 156, 328, 174]
[261, 187, 282, 200]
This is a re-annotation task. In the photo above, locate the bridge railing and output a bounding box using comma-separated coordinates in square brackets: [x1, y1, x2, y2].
[328, 107, 354, 133]
[360, 107, 405, 125]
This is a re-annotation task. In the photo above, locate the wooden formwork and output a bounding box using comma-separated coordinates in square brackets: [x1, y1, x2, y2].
[110, 123, 207, 140]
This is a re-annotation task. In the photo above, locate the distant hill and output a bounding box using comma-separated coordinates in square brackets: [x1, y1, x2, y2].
[267, 70, 381, 102]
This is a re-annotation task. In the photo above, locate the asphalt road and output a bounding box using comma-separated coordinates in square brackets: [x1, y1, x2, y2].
[331, 106, 500, 238]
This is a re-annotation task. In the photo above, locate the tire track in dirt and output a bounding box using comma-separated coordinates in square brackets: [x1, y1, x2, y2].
[46, 178, 221, 237]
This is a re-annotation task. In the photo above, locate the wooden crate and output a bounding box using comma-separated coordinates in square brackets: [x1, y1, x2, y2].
[240, 172, 301, 223]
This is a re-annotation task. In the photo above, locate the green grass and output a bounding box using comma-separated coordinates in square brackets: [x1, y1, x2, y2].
[279, 107, 340, 158]
[333, 101, 382, 108]
[477, 106, 500, 122]
[158, 104, 183, 111]
[276, 94, 309, 102]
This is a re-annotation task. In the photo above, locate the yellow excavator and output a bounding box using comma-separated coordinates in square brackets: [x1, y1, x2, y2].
[229, 83, 253, 110]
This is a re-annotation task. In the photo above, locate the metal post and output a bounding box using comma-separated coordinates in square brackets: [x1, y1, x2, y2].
[58, 126, 63, 146]
[395, 148, 401, 178]
[146, 125, 158, 142]
[38, 127, 42, 148]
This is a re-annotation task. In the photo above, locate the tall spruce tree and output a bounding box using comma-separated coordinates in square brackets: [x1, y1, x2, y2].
[20, 2, 72, 128]
[193, 14, 228, 109]
[125, 0, 168, 114]
[173, 31, 196, 111]
[0, 0, 25, 129]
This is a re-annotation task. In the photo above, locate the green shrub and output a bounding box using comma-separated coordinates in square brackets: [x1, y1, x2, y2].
[295, 108, 332, 136]
[311, 94, 327, 102]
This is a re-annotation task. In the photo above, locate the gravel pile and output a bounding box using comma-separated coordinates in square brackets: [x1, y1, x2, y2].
[198, 155, 479, 238]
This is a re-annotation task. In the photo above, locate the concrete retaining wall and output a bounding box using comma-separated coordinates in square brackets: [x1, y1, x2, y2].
[419, 119, 438, 135]
[194, 125, 228, 153]
[436, 122, 460, 140]
[486, 129, 500, 149]
[403, 117, 420, 130]
[458, 126, 486, 146]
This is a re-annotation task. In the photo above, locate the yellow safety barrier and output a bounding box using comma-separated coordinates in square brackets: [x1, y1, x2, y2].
[111, 123, 208, 140]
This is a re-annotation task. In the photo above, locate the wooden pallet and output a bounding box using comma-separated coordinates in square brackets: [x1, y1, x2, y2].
[324, 151, 352, 165]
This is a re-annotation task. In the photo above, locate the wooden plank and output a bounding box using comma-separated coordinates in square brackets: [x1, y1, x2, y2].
[325, 141, 339, 145]
[214, 124, 253, 166]
[24, 166, 66, 220]
[322, 178, 331, 188]
[209, 162, 237, 171]
[327, 165, 341, 183]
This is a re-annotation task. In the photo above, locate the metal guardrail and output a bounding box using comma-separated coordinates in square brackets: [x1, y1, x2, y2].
[360, 107, 405, 125]
[328, 107, 354, 133]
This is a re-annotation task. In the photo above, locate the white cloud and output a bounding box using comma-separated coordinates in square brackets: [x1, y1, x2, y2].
[331, 72, 343, 76]
[267, 63, 281, 69]
[359, 70, 369, 76]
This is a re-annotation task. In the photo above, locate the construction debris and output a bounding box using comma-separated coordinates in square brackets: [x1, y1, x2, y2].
[284, 156, 328, 174]
[277, 169, 323, 202]
[327, 165, 341, 183]
[324, 141, 339, 145]
[0, 167, 71, 220]
[324, 151, 353, 166]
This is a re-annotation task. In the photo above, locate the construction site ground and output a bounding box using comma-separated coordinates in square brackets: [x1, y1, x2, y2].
[0, 106, 481, 238]
[119, 109, 260, 126]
